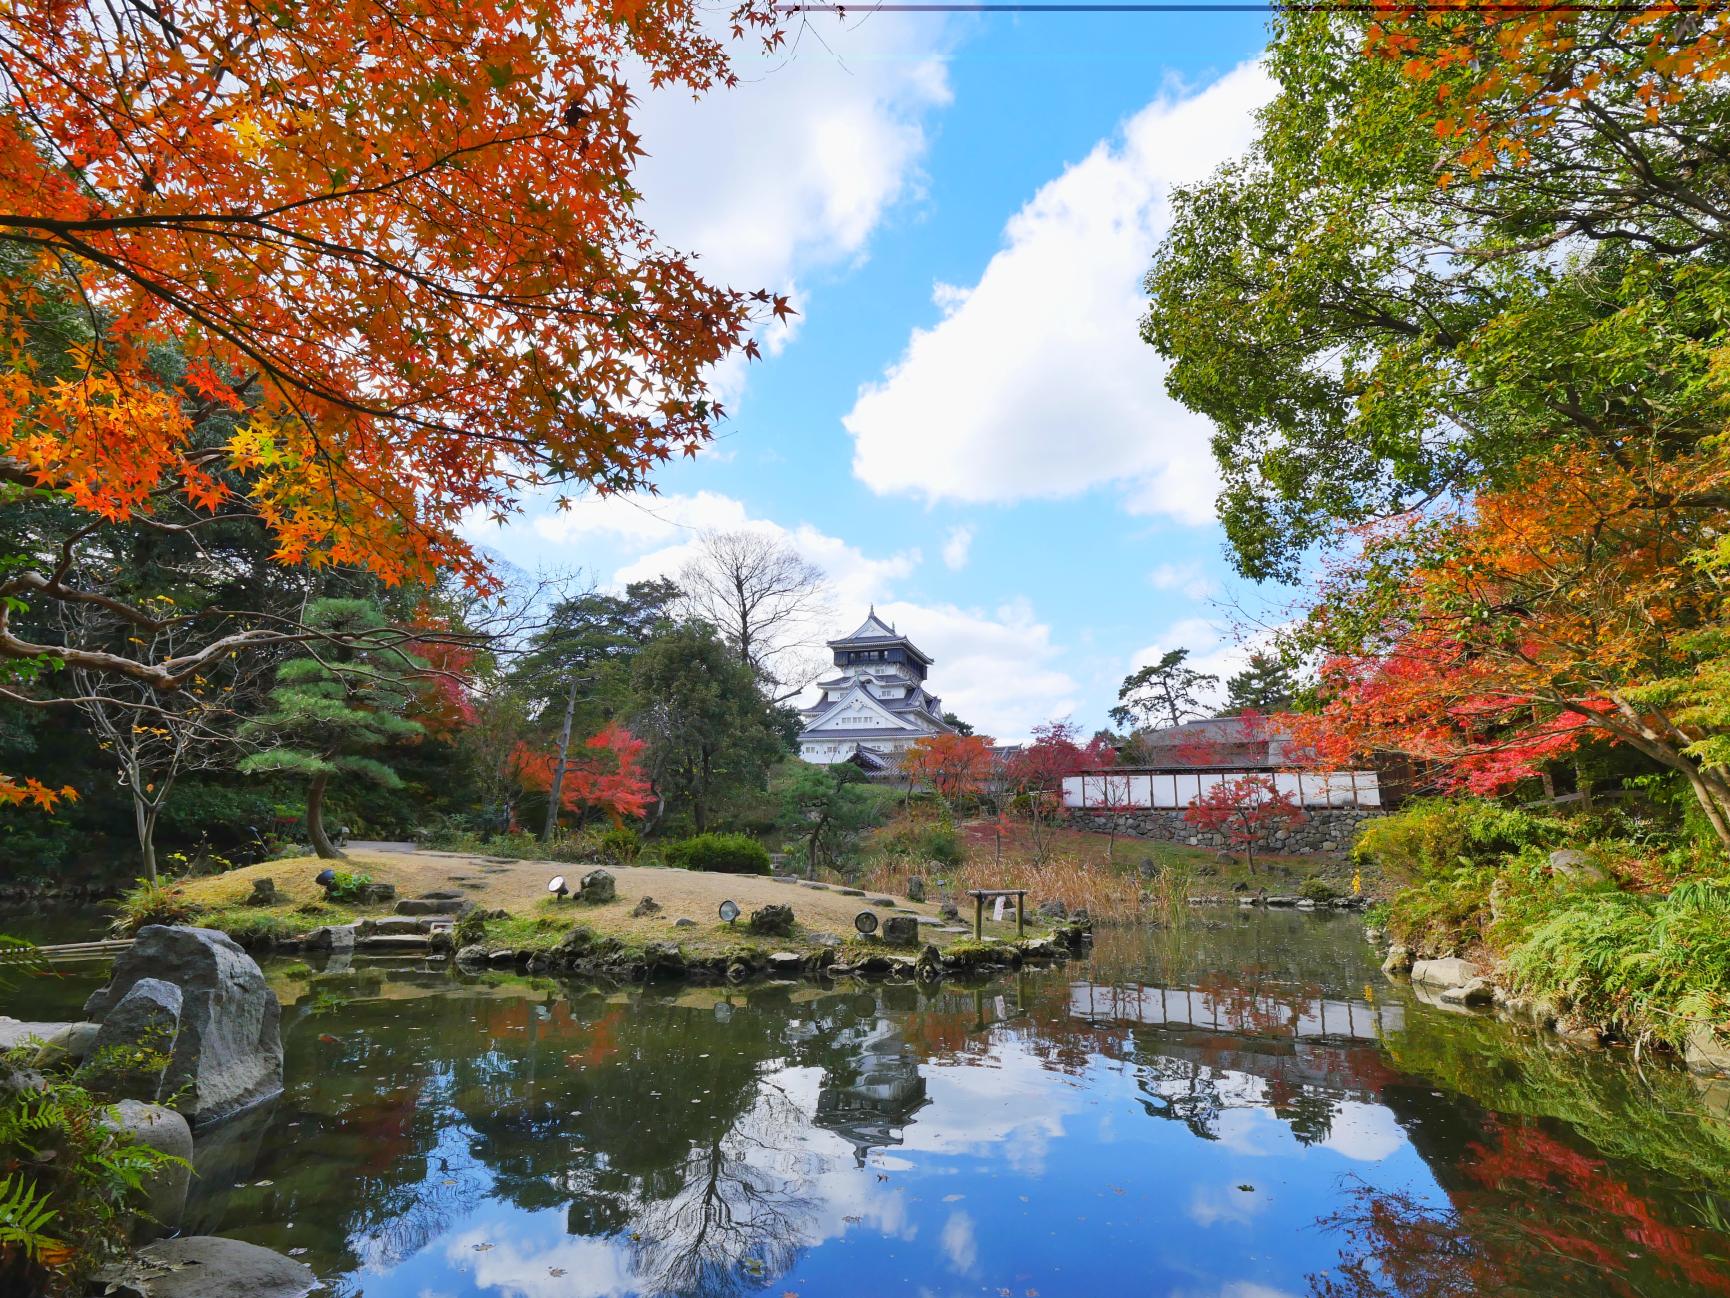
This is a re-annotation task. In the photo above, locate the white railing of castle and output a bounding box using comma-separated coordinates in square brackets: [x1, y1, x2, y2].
[1061, 768, 1381, 811]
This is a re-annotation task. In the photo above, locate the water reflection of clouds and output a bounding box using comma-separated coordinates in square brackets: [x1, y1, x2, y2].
[444, 1225, 636, 1298]
[1318, 1101, 1405, 1162]
[1187, 1181, 1270, 1228]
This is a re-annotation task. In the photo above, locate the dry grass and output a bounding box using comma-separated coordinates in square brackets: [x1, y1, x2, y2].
[172, 849, 1027, 952]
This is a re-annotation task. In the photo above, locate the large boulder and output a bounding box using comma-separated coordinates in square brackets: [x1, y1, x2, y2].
[1379, 944, 1414, 977]
[104, 1100, 193, 1239]
[1409, 956, 1484, 991]
[80, 978, 183, 1102]
[90, 1235, 316, 1298]
[579, 869, 616, 904]
[83, 926, 283, 1128]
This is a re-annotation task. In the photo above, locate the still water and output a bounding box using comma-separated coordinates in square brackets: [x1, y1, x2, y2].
[21, 911, 1730, 1297]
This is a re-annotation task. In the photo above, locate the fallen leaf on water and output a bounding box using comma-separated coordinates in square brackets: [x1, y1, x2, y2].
[550, 1269, 566, 1277]
[843, 1215, 861, 1224]
[318, 1033, 339, 1044]
[474, 1243, 493, 1252]
[1237, 1184, 1255, 1192]
[288, 1248, 309, 1257]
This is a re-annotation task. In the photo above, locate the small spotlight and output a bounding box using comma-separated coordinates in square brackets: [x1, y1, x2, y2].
[549, 875, 569, 902]
[718, 900, 741, 925]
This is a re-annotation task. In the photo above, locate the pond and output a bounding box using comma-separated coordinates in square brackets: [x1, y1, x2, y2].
[14, 910, 1730, 1297]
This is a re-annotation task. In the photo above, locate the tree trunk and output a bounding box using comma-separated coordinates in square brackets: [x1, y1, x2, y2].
[542, 675, 579, 842]
[307, 772, 346, 859]
[132, 793, 159, 884]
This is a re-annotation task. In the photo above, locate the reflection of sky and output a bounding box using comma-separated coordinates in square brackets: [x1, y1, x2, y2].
[299, 1001, 1439, 1298]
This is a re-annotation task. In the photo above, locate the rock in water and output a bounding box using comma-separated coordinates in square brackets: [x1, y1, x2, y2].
[83, 926, 283, 1128]
[748, 904, 794, 937]
[1409, 956, 1483, 990]
[80, 977, 183, 1102]
[1379, 944, 1414, 976]
[104, 1100, 193, 1238]
[91, 1235, 316, 1298]
[881, 915, 920, 945]
[302, 925, 354, 954]
[579, 869, 616, 904]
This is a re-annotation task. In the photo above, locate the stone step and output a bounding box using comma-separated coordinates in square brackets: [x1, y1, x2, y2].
[395, 897, 472, 916]
[358, 935, 432, 951]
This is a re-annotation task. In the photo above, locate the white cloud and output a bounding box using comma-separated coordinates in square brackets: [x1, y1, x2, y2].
[941, 524, 974, 571]
[940, 1210, 978, 1274]
[844, 63, 1272, 523]
[633, 16, 954, 396]
[1320, 1102, 1406, 1163]
[1149, 560, 1218, 601]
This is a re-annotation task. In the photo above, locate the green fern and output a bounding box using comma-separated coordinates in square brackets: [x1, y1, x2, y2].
[0, 1174, 60, 1261]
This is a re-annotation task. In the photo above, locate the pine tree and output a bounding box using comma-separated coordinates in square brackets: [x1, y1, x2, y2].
[239, 600, 425, 858]
[1222, 653, 1300, 715]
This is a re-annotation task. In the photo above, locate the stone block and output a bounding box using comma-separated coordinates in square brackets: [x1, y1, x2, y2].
[1410, 956, 1483, 990]
[881, 915, 920, 946]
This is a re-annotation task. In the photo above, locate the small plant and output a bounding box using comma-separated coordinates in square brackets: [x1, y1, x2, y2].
[598, 826, 642, 863]
[662, 833, 771, 875]
[1298, 877, 1340, 903]
[108, 877, 196, 937]
[453, 908, 487, 949]
[323, 870, 374, 902]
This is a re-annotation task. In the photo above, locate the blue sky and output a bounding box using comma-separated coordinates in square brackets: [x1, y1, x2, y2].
[470, 11, 1283, 741]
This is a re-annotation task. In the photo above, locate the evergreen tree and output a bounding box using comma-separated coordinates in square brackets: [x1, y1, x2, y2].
[1222, 653, 1300, 715]
[1110, 649, 1217, 731]
[631, 623, 783, 833]
[239, 599, 425, 858]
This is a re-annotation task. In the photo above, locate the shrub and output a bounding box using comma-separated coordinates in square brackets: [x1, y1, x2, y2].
[1352, 797, 1563, 884]
[1298, 876, 1340, 903]
[453, 908, 487, 948]
[598, 826, 641, 863]
[107, 877, 197, 936]
[875, 818, 963, 868]
[663, 833, 771, 875]
[1507, 878, 1730, 1048]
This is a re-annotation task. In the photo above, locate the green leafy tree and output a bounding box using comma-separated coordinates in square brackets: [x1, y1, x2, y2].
[1221, 653, 1299, 716]
[774, 761, 880, 878]
[1143, 12, 1730, 582]
[630, 623, 783, 833]
[940, 710, 975, 737]
[239, 599, 426, 858]
[1110, 649, 1217, 732]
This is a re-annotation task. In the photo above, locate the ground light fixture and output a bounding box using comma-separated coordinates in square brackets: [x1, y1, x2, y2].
[719, 899, 741, 925]
[549, 876, 569, 902]
[315, 867, 336, 894]
[854, 910, 878, 936]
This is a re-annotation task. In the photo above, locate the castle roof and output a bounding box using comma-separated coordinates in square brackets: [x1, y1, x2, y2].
[827, 607, 933, 664]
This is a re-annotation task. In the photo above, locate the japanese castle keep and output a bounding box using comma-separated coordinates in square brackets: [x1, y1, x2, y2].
[797, 610, 955, 770]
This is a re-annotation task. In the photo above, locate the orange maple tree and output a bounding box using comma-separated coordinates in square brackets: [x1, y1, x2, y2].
[900, 732, 996, 804]
[1292, 440, 1730, 845]
[510, 724, 652, 827]
[0, 0, 796, 798]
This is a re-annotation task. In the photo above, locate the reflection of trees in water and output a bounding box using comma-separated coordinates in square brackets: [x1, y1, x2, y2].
[1312, 1119, 1730, 1298]
[627, 1086, 820, 1298]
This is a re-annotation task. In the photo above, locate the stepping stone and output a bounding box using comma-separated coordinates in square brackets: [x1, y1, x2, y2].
[358, 935, 431, 951]
[837, 888, 865, 896]
[869, 897, 896, 907]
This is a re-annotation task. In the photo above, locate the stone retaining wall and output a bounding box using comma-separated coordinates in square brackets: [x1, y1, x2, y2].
[1065, 807, 1380, 857]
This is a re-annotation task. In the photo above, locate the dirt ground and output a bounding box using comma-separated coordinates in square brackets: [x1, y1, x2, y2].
[177, 848, 1031, 947]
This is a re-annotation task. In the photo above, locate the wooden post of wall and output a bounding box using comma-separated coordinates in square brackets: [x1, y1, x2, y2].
[974, 893, 984, 940]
